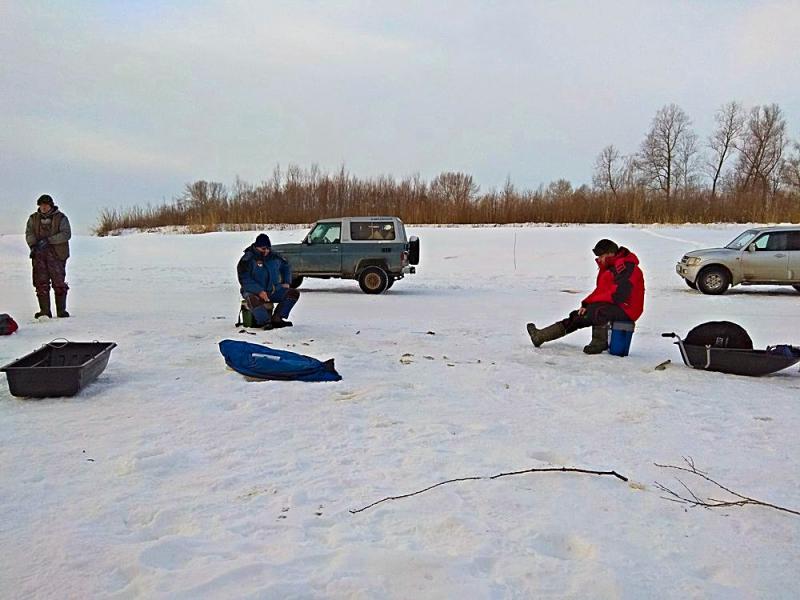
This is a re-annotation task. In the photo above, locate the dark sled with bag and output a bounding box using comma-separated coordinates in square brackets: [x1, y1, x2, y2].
[662, 321, 800, 377]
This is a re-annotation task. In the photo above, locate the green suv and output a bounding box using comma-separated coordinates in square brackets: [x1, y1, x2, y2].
[271, 217, 419, 294]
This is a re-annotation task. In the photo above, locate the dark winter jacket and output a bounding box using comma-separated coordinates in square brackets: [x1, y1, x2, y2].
[237, 245, 292, 299]
[582, 247, 645, 321]
[25, 207, 71, 260]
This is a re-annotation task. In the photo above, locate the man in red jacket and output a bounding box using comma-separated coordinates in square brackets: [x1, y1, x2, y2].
[526, 239, 645, 354]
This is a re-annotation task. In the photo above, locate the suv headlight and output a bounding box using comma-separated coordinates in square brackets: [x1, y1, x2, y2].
[684, 257, 702, 266]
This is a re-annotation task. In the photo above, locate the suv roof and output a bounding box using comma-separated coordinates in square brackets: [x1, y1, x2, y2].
[747, 225, 800, 233]
[316, 216, 400, 223]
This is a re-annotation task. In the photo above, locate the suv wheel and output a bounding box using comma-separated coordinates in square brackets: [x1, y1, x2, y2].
[358, 267, 388, 294]
[685, 278, 697, 290]
[290, 276, 304, 289]
[696, 266, 731, 295]
[385, 278, 395, 289]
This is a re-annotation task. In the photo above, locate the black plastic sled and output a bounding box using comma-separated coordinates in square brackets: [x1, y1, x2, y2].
[662, 321, 800, 377]
[1, 341, 117, 397]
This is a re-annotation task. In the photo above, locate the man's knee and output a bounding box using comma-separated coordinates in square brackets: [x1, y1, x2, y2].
[286, 289, 300, 301]
[245, 294, 266, 309]
[587, 303, 627, 326]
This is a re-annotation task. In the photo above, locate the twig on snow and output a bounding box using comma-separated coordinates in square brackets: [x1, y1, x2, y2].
[350, 466, 628, 514]
[654, 456, 800, 516]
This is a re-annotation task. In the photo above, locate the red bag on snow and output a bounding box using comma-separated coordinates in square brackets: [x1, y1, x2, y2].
[0, 314, 19, 335]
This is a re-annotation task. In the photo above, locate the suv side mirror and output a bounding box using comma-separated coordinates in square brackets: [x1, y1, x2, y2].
[303, 236, 311, 245]
[746, 243, 756, 252]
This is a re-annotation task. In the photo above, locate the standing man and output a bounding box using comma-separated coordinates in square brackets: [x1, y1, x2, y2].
[526, 239, 645, 354]
[237, 233, 300, 329]
[25, 194, 72, 318]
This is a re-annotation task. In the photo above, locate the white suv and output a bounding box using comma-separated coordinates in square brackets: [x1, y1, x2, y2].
[676, 226, 800, 294]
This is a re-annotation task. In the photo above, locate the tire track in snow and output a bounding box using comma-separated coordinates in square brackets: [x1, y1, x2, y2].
[637, 228, 707, 248]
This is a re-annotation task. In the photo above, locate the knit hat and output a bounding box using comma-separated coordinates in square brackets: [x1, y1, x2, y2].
[592, 239, 618, 256]
[37, 194, 54, 206]
[254, 233, 271, 248]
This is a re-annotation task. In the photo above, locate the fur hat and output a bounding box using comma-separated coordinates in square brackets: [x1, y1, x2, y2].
[37, 194, 54, 206]
[592, 239, 618, 256]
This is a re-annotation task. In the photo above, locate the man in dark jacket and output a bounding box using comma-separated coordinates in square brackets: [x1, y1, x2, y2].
[526, 239, 645, 354]
[237, 233, 300, 329]
[25, 194, 72, 318]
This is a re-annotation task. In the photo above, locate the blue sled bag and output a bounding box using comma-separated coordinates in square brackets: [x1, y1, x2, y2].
[219, 340, 342, 382]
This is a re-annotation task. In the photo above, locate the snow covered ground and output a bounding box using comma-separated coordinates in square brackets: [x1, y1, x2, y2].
[1, 224, 799, 599]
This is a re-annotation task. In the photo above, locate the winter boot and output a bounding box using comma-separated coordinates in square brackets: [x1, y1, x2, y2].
[270, 317, 293, 329]
[583, 325, 609, 354]
[55, 294, 70, 318]
[526, 322, 566, 348]
[35, 294, 52, 319]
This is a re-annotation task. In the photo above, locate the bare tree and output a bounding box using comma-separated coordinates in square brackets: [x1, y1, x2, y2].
[675, 130, 701, 195]
[430, 172, 479, 205]
[638, 104, 694, 200]
[707, 101, 745, 198]
[592, 145, 623, 198]
[781, 141, 800, 192]
[546, 178, 573, 200]
[734, 104, 787, 196]
[619, 154, 639, 191]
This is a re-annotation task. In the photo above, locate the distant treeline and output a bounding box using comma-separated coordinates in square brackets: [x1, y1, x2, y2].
[95, 101, 800, 235]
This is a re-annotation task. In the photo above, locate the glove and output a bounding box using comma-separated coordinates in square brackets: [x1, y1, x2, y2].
[35, 239, 49, 250]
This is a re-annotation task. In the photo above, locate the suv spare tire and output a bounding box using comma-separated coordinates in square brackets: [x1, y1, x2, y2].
[696, 266, 731, 295]
[358, 267, 388, 294]
[408, 236, 420, 265]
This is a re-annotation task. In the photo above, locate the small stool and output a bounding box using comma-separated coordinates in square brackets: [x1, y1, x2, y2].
[609, 321, 635, 357]
[236, 299, 274, 328]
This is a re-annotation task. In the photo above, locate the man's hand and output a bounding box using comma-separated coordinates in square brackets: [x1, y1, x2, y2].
[258, 291, 269, 302]
[281, 283, 290, 289]
[34, 239, 48, 250]
[578, 307, 587, 316]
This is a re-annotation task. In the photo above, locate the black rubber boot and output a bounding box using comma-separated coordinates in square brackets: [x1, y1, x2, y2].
[583, 325, 609, 354]
[35, 294, 52, 319]
[526, 322, 566, 348]
[270, 318, 293, 329]
[55, 294, 70, 318]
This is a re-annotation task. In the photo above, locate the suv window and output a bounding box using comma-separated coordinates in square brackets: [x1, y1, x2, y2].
[308, 222, 341, 244]
[787, 231, 800, 251]
[350, 221, 396, 241]
[726, 229, 758, 250]
[753, 232, 789, 251]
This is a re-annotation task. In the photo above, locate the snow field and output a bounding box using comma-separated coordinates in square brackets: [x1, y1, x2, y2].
[1, 225, 799, 598]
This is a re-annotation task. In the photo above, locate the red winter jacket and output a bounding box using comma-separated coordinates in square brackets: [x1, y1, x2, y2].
[582, 247, 645, 321]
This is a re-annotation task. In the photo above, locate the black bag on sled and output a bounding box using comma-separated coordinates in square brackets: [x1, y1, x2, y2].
[665, 321, 799, 377]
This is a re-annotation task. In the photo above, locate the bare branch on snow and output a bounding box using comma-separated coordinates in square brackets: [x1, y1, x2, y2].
[350, 466, 628, 514]
[654, 457, 800, 516]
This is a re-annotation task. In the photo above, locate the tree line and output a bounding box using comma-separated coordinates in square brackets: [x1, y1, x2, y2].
[95, 101, 800, 236]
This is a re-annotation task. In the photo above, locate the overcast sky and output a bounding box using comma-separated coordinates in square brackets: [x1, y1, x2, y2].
[1, 1, 798, 233]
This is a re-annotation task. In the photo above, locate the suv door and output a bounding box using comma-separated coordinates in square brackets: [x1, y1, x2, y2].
[741, 232, 790, 282]
[344, 220, 401, 275]
[787, 231, 800, 281]
[302, 222, 343, 273]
